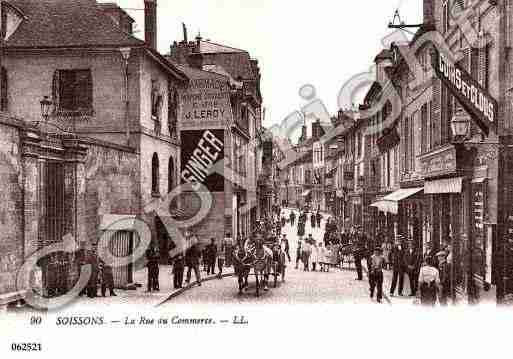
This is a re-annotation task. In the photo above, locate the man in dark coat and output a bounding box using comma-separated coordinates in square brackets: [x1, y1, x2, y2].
[316, 211, 322, 228]
[390, 238, 405, 296]
[99, 259, 116, 297]
[353, 228, 366, 281]
[310, 213, 316, 228]
[185, 242, 202, 286]
[172, 252, 185, 289]
[205, 238, 217, 275]
[289, 211, 296, 226]
[403, 242, 420, 296]
[146, 247, 160, 292]
[86, 251, 99, 298]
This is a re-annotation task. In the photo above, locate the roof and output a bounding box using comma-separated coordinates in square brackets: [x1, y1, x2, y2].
[166, 60, 229, 82]
[4, 0, 145, 48]
[198, 40, 247, 54]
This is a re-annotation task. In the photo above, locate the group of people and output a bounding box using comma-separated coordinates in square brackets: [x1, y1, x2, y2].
[366, 235, 453, 306]
[170, 233, 236, 289]
[295, 234, 332, 272]
[76, 248, 117, 299]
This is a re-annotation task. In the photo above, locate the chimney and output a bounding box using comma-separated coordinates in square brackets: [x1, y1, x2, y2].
[144, 0, 157, 50]
[423, 0, 434, 26]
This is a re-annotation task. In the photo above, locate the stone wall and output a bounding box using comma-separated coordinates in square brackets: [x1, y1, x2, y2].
[0, 116, 23, 296]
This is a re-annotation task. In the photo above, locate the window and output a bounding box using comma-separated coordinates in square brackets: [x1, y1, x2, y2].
[442, 0, 449, 34]
[152, 153, 160, 196]
[168, 85, 178, 138]
[0, 67, 7, 111]
[52, 69, 93, 114]
[151, 80, 162, 134]
[421, 104, 428, 154]
[168, 157, 175, 193]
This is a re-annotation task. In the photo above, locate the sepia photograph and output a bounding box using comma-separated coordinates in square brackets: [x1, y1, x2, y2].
[0, 0, 512, 357]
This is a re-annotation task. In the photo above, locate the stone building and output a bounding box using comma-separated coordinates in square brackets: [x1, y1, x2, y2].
[0, 0, 192, 305]
[167, 31, 263, 242]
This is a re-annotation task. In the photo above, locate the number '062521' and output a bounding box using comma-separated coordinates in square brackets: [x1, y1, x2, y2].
[11, 343, 42, 351]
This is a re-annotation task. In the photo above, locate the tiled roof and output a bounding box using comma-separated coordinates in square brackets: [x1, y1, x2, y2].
[5, 0, 144, 48]
[166, 60, 229, 82]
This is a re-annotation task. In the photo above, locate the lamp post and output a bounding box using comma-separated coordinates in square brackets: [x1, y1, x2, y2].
[450, 109, 476, 305]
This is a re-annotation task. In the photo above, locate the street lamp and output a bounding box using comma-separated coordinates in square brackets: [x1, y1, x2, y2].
[40, 96, 53, 122]
[451, 109, 470, 143]
[451, 109, 475, 305]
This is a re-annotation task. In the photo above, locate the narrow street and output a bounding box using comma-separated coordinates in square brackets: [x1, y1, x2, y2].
[159, 209, 414, 305]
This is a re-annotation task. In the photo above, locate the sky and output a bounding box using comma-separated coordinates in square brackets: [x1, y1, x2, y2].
[108, 0, 422, 131]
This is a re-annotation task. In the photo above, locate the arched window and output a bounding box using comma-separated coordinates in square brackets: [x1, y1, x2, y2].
[152, 153, 159, 195]
[168, 157, 175, 193]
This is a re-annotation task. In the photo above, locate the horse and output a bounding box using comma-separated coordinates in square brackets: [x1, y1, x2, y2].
[232, 239, 272, 297]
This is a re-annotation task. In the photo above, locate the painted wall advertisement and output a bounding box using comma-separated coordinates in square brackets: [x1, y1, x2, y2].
[180, 129, 225, 192]
[179, 78, 233, 130]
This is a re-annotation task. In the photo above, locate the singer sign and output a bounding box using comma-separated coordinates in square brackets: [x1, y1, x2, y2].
[432, 49, 497, 136]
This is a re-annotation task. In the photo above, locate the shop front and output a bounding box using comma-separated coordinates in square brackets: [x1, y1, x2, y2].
[420, 144, 484, 302]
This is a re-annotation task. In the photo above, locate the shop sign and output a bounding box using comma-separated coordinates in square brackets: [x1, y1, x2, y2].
[180, 129, 225, 192]
[420, 146, 457, 178]
[180, 78, 233, 130]
[431, 48, 498, 136]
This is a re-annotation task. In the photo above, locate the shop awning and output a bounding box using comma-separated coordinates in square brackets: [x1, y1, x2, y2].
[370, 200, 398, 214]
[425, 177, 463, 194]
[369, 187, 424, 215]
[301, 190, 312, 197]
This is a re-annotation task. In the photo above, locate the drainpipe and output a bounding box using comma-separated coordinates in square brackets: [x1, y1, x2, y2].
[120, 48, 131, 146]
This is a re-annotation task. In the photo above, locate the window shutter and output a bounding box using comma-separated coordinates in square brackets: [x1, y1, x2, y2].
[0, 67, 7, 111]
[74, 70, 93, 112]
[432, 80, 441, 148]
[52, 70, 61, 111]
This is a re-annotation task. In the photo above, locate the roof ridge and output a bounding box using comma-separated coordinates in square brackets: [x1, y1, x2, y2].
[200, 40, 247, 53]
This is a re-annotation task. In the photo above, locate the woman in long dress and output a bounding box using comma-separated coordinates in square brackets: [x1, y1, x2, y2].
[418, 257, 441, 306]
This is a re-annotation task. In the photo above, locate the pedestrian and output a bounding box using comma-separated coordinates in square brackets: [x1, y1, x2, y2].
[316, 211, 322, 228]
[310, 213, 316, 228]
[403, 242, 420, 296]
[390, 238, 405, 296]
[302, 237, 312, 271]
[99, 259, 116, 297]
[382, 239, 392, 270]
[185, 241, 202, 286]
[290, 211, 296, 226]
[281, 234, 291, 262]
[206, 238, 217, 276]
[311, 241, 319, 271]
[296, 237, 303, 269]
[146, 247, 160, 292]
[418, 257, 440, 306]
[318, 242, 328, 272]
[86, 250, 99, 298]
[217, 237, 226, 279]
[172, 252, 185, 289]
[353, 228, 365, 281]
[369, 247, 385, 303]
[437, 250, 451, 306]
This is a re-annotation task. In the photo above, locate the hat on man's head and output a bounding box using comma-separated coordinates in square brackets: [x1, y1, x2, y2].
[436, 250, 447, 257]
[375, 246, 383, 252]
